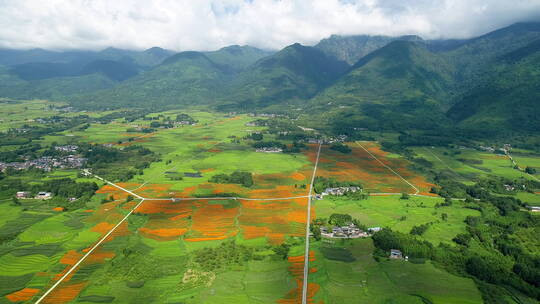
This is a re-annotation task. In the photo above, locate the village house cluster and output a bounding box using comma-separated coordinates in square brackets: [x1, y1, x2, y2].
[54, 145, 78, 153]
[174, 120, 197, 126]
[255, 147, 283, 153]
[320, 224, 383, 239]
[324, 186, 360, 196]
[0, 154, 86, 172]
[315, 186, 361, 199]
[248, 113, 286, 118]
[16, 191, 52, 200]
[321, 223, 368, 238]
[306, 134, 347, 144]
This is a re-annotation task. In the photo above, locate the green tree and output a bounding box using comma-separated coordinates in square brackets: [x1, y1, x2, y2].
[525, 166, 536, 174]
[311, 225, 321, 241]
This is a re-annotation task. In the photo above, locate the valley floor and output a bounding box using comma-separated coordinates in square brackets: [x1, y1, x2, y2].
[0, 105, 539, 303]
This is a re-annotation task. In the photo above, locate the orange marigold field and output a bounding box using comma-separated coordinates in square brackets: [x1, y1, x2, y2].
[133, 183, 172, 198]
[249, 185, 304, 199]
[53, 250, 83, 282]
[85, 200, 124, 224]
[103, 220, 130, 242]
[278, 251, 321, 304]
[122, 201, 139, 210]
[139, 227, 189, 241]
[239, 199, 309, 244]
[91, 222, 114, 235]
[59, 250, 83, 266]
[185, 202, 239, 242]
[138, 214, 190, 241]
[5, 288, 40, 302]
[41, 282, 86, 304]
[81, 247, 115, 265]
[135, 199, 192, 215]
[96, 183, 140, 200]
[305, 142, 435, 194]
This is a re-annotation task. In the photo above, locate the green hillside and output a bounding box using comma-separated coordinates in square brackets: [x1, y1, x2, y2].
[71, 51, 229, 109]
[449, 39, 540, 135]
[310, 41, 455, 132]
[0, 66, 118, 100]
[219, 43, 349, 111]
[204, 45, 273, 72]
[305, 22, 540, 137]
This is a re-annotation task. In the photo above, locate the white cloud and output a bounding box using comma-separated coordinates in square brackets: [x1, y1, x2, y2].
[0, 0, 539, 51]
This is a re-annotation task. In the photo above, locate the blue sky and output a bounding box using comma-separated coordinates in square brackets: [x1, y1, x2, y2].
[0, 0, 539, 51]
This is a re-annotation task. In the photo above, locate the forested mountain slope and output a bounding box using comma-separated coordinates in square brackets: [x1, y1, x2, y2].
[218, 43, 349, 111]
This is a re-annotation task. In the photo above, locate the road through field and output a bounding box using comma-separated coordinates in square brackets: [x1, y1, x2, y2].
[302, 143, 322, 304]
[36, 143, 322, 303]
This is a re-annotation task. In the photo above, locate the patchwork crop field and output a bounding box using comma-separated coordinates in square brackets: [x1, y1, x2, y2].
[3, 107, 539, 304]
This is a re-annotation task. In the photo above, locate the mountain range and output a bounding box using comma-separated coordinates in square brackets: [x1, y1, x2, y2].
[1, 22, 539, 138]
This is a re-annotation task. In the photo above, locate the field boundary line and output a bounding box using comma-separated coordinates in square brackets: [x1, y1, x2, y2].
[143, 195, 310, 201]
[128, 182, 148, 191]
[422, 147, 468, 182]
[356, 142, 419, 195]
[34, 198, 146, 304]
[302, 142, 321, 304]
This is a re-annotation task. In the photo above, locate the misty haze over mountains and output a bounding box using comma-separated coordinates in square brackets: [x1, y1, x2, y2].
[1, 22, 540, 139]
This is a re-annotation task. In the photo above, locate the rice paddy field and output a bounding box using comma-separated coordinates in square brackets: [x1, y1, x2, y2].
[3, 107, 525, 303]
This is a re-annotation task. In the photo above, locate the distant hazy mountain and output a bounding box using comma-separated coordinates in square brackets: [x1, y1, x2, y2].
[0, 46, 176, 100]
[70, 51, 226, 109]
[70, 45, 271, 109]
[204, 45, 274, 72]
[0, 46, 175, 68]
[1, 22, 540, 138]
[315, 34, 423, 65]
